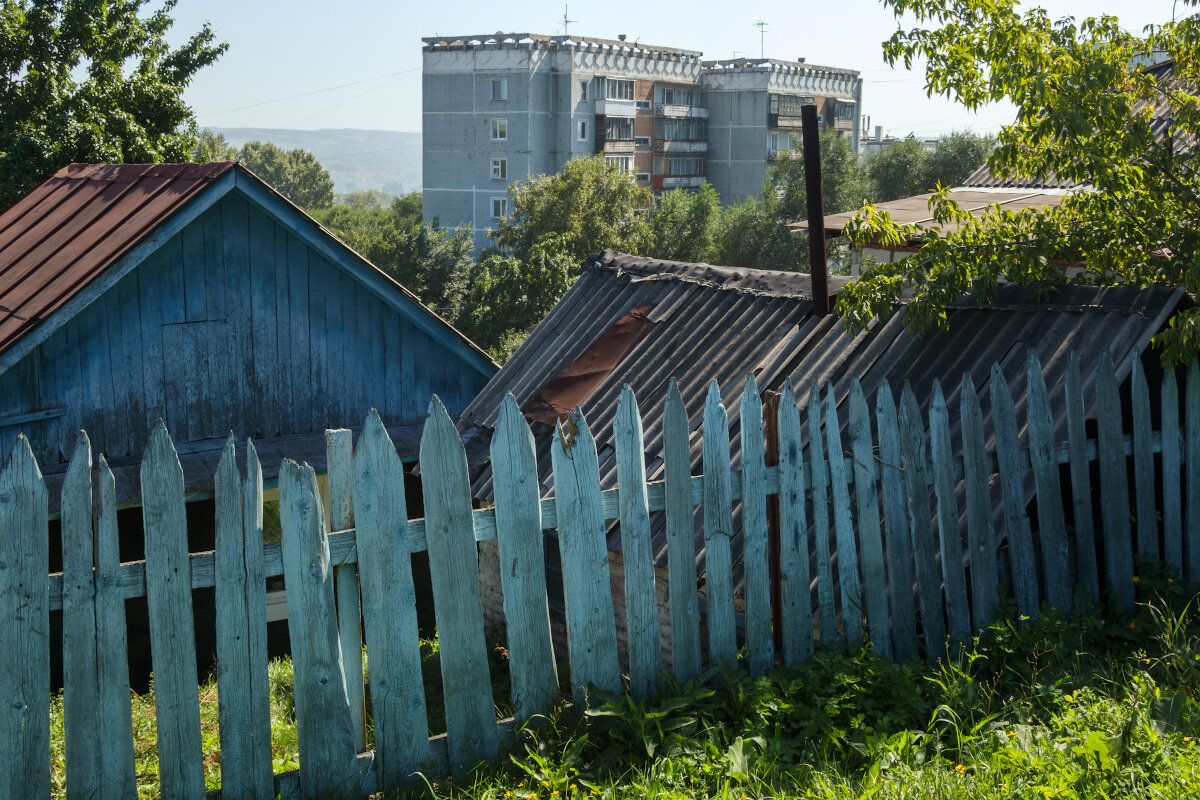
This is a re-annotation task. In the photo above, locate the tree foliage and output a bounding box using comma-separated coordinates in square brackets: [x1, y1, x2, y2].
[837, 0, 1200, 363]
[0, 0, 226, 209]
[924, 129, 995, 189]
[768, 131, 874, 219]
[867, 138, 930, 202]
[238, 140, 334, 210]
[648, 184, 722, 263]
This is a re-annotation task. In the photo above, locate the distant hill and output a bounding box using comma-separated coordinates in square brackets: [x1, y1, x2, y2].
[212, 127, 421, 195]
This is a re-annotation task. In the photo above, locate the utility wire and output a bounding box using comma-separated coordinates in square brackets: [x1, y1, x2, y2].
[198, 67, 419, 118]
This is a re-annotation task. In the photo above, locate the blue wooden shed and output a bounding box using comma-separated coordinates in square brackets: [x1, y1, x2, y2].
[0, 162, 497, 510]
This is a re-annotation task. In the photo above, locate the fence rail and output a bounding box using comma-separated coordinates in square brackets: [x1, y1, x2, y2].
[2, 350, 1197, 798]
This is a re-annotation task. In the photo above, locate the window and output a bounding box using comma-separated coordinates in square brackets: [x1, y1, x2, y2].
[579, 80, 588, 100]
[491, 118, 507, 140]
[656, 119, 706, 140]
[491, 197, 507, 218]
[491, 158, 507, 179]
[636, 100, 651, 111]
[492, 78, 508, 101]
[634, 136, 651, 148]
[578, 120, 588, 141]
[635, 172, 650, 183]
[606, 78, 634, 100]
[837, 101, 855, 120]
[666, 157, 703, 176]
[605, 155, 633, 172]
[604, 117, 634, 140]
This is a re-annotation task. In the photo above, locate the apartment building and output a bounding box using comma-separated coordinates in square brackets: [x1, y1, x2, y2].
[422, 33, 862, 250]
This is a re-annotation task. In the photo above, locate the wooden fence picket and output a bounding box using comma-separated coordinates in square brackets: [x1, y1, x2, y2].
[214, 436, 273, 800]
[421, 397, 499, 771]
[1097, 352, 1135, 614]
[741, 376, 774, 673]
[1187, 360, 1200, 580]
[96, 458, 137, 799]
[663, 381, 702, 680]
[140, 422, 205, 800]
[929, 380, 970, 646]
[825, 382, 862, 645]
[1066, 353, 1101, 603]
[848, 381, 889, 658]
[552, 408, 622, 703]
[615, 386, 663, 694]
[899, 384, 945, 659]
[1026, 353, 1072, 611]
[1164, 368, 1184, 570]
[808, 381, 837, 645]
[241, 442, 272, 794]
[354, 411, 430, 789]
[61, 433, 99, 800]
[990, 365, 1039, 618]
[702, 381, 738, 667]
[0, 435, 50, 800]
[960, 375, 998, 628]
[328, 428, 366, 753]
[279, 458, 359, 799]
[491, 396, 559, 723]
[777, 380, 814, 664]
[876, 381, 918, 661]
[1131, 358, 1159, 560]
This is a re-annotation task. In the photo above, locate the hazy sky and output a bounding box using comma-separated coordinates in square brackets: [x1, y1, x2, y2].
[169, 0, 1179, 137]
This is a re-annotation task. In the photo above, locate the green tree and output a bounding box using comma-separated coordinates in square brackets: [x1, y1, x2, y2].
[712, 191, 807, 272]
[867, 137, 929, 202]
[239, 140, 335, 210]
[492, 155, 653, 263]
[0, 0, 227, 208]
[335, 189, 396, 210]
[837, 0, 1200, 363]
[648, 184, 722, 263]
[193, 129, 237, 161]
[768, 131, 875, 219]
[924, 130, 995, 189]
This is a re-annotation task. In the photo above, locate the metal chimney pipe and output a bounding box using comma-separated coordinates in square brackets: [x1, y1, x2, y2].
[802, 104, 829, 316]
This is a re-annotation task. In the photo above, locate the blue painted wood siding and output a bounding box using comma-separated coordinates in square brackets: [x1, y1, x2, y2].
[0, 192, 489, 465]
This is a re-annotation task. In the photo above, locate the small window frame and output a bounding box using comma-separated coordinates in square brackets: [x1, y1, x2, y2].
[491, 197, 508, 219]
[491, 158, 507, 179]
[492, 78, 508, 101]
[491, 118, 508, 140]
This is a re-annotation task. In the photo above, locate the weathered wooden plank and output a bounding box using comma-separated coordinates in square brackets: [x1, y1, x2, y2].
[96, 458, 136, 799]
[288, 234, 312, 428]
[552, 408, 622, 703]
[279, 459, 358, 799]
[1131, 356, 1159, 561]
[701, 380, 737, 667]
[1066, 352, 1100, 604]
[928, 380, 970, 647]
[327, 429, 366, 753]
[248, 208, 278, 436]
[740, 376, 774, 673]
[240, 442, 272, 796]
[1097, 351, 1135, 614]
[274, 224, 294, 435]
[220, 193, 252, 437]
[61, 433, 99, 800]
[203, 204, 231, 440]
[1187, 360, 1200, 580]
[0, 436, 50, 800]
[990, 364, 1039, 619]
[848, 380, 889, 657]
[959, 374, 998, 628]
[824, 383, 862, 645]
[491, 396, 558, 723]
[899, 384, 944, 660]
[777, 380, 813, 664]
[354, 413, 429, 790]
[1026, 353, 1072, 611]
[140, 423, 205, 800]
[663, 380, 701, 681]
[808, 381, 837, 646]
[876, 381, 917, 661]
[420, 398, 498, 771]
[1163, 368, 1183, 571]
[614, 386, 663, 693]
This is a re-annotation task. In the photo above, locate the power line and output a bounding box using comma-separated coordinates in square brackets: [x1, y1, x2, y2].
[198, 67, 419, 118]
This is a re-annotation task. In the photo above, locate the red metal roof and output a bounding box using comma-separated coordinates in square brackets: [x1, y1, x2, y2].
[0, 162, 237, 357]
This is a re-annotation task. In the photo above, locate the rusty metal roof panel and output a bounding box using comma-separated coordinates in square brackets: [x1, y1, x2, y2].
[0, 162, 237, 357]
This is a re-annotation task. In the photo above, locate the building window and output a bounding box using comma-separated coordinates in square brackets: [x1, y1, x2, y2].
[666, 157, 703, 176]
[491, 118, 507, 140]
[492, 78, 508, 101]
[604, 117, 634, 140]
[636, 99, 651, 110]
[580, 80, 588, 100]
[657, 119, 706, 140]
[492, 197, 507, 218]
[635, 172, 650, 183]
[605, 155, 633, 173]
[578, 120, 588, 141]
[634, 136, 651, 148]
[491, 158, 507, 179]
[606, 78, 634, 100]
[837, 101, 855, 120]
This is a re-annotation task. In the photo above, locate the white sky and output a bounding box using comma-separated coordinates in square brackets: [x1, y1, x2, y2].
[168, 0, 1180, 137]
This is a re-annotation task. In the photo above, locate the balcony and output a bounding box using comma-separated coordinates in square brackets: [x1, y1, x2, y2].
[655, 103, 709, 119]
[595, 99, 637, 117]
[602, 139, 636, 154]
[653, 175, 707, 190]
[655, 140, 707, 154]
[767, 113, 806, 130]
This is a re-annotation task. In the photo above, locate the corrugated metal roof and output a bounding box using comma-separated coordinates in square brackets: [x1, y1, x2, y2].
[0, 162, 236, 357]
[459, 251, 1186, 590]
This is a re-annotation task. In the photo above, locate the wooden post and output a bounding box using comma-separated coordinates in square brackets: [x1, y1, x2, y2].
[763, 391, 783, 654]
[802, 104, 829, 315]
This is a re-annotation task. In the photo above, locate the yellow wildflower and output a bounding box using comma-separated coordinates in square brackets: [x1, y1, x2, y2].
[1132, 576, 1140, 584]
[1186, 736, 1193, 743]
[1130, 621, 1137, 629]
[1008, 731, 1017, 738]
[955, 764, 967, 773]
